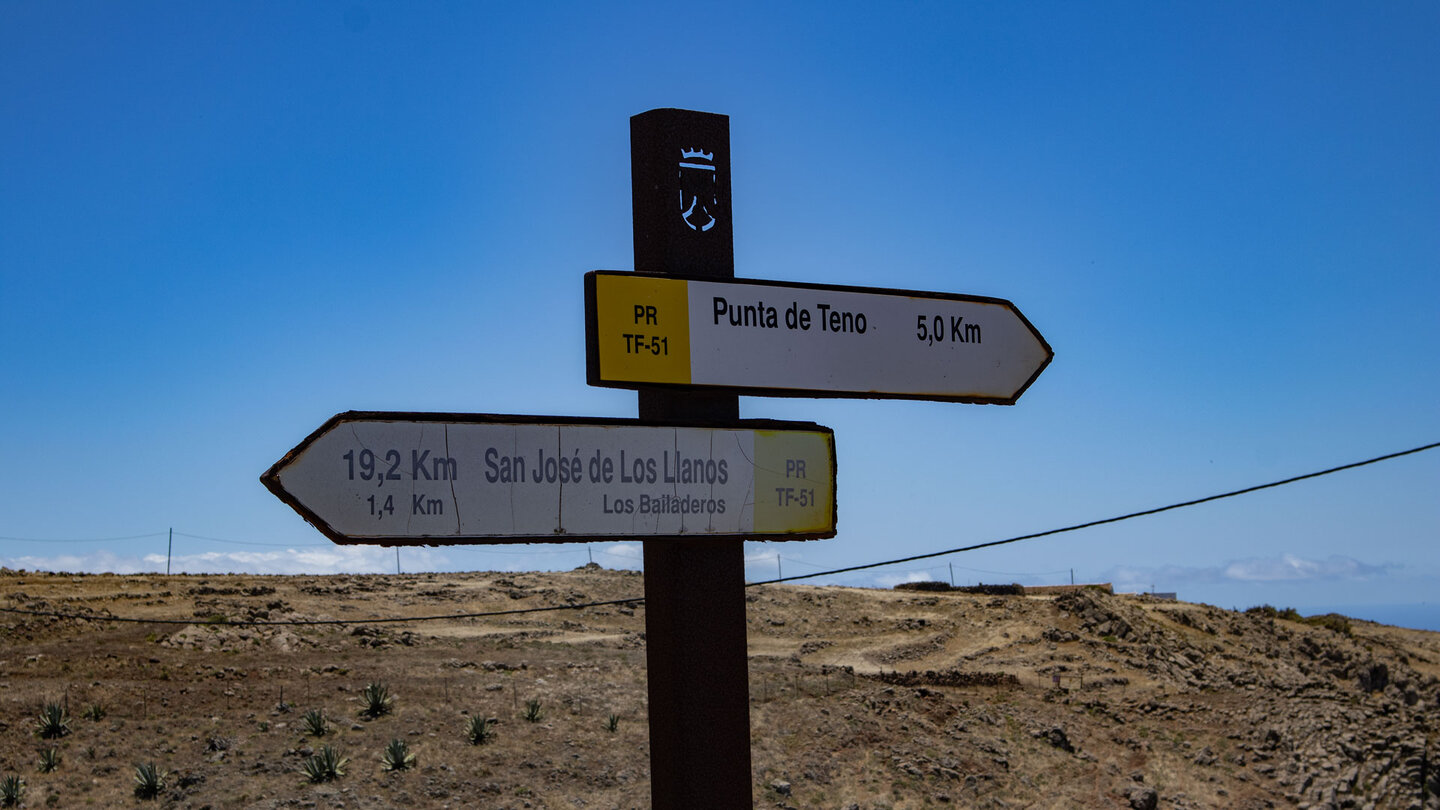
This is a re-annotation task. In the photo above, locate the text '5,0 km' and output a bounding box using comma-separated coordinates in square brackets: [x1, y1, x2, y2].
[585, 271, 1053, 404]
[261, 411, 836, 545]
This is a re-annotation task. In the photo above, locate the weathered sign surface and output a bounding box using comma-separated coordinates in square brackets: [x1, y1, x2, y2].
[261, 411, 835, 545]
[585, 271, 1052, 404]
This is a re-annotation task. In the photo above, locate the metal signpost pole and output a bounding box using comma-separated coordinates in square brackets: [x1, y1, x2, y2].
[630, 108, 752, 808]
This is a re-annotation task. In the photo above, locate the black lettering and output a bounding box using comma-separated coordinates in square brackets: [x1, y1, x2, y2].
[412, 449, 432, 480]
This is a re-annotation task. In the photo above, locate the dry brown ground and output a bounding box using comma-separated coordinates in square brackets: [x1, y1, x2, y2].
[1, 566, 1438, 809]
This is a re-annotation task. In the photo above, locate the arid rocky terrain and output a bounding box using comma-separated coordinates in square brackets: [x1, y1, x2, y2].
[1, 565, 1438, 809]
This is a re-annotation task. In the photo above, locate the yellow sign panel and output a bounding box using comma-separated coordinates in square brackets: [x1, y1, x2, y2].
[593, 274, 690, 385]
[753, 430, 836, 535]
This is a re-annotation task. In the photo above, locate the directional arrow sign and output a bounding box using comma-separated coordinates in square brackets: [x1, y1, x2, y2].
[261, 411, 836, 545]
[585, 271, 1053, 404]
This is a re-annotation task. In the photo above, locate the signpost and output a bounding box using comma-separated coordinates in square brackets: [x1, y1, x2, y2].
[260, 411, 836, 545]
[263, 106, 1052, 809]
[627, 108, 754, 809]
[586, 271, 1052, 403]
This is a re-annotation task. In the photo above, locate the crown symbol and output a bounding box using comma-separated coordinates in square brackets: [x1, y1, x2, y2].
[680, 148, 714, 162]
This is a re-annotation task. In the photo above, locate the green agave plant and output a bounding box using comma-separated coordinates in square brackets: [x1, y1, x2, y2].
[301, 708, 328, 737]
[0, 775, 24, 808]
[380, 738, 416, 772]
[465, 715, 496, 745]
[34, 701, 70, 740]
[301, 745, 348, 783]
[358, 682, 393, 719]
[133, 762, 167, 800]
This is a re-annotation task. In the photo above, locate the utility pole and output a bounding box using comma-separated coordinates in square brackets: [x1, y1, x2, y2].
[166, 528, 172, 575]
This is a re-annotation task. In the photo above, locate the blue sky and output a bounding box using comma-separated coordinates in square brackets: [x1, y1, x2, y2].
[2, 2, 1436, 625]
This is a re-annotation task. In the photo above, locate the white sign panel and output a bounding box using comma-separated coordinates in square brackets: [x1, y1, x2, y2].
[586, 271, 1053, 403]
[262, 412, 836, 545]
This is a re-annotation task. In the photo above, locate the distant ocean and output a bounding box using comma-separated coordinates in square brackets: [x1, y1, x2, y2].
[1293, 603, 1440, 633]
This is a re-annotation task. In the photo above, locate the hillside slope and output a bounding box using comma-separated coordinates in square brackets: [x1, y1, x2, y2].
[1, 567, 1436, 809]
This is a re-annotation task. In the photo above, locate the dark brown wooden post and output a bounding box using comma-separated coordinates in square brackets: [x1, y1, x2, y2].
[631, 108, 752, 809]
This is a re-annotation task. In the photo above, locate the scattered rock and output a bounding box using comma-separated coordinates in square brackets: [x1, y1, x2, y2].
[1125, 784, 1158, 810]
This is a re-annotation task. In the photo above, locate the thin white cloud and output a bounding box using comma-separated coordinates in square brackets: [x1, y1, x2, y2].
[1100, 554, 1399, 590]
[1223, 554, 1396, 582]
[2, 550, 156, 576]
[874, 569, 941, 588]
[744, 548, 782, 564]
[595, 543, 641, 565]
[3, 546, 453, 576]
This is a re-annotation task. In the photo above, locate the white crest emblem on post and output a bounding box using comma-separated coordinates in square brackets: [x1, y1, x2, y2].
[678, 148, 717, 232]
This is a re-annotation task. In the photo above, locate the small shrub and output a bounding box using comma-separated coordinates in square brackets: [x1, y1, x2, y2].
[302, 709, 328, 737]
[82, 703, 106, 722]
[34, 702, 70, 739]
[955, 582, 1025, 596]
[522, 699, 544, 723]
[465, 715, 496, 745]
[381, 738, 416, 772]
[604, 714, 620, 733]
[301, 745, 348, 783]
[133, 762, 166, 800]
[0, 775, 23, 807]
[893, 581, 953, 592]
[358, 682, 393, 719]
[1302, 612, 1353, 636]
[1247, 605, 1352, 635]
[38, 747, 60, 773]
[257, 720, 270, 733]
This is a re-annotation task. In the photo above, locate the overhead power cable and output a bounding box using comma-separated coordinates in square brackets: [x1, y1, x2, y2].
[172, 532, 330, 548]
[2, 438, 1435, 627]
[746, 439, 1440, 587]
